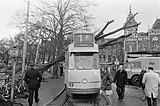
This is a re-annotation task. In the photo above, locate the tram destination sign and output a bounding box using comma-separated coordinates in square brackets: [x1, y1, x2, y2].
[73, 33, 94, 43]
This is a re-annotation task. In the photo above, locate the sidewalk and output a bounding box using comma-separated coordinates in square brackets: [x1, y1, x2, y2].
[16, 77, 64, 106]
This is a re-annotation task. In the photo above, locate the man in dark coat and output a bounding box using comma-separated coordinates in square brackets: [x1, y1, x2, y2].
[59, 63, 63, 76]
[53, 63, 59, 79]
[24, 64, 42, 106]
[139, 66, 147, 100]
[114, 65, 128, 102]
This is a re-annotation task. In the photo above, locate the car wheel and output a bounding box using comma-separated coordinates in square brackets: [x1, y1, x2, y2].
[131, 75, 140, 86]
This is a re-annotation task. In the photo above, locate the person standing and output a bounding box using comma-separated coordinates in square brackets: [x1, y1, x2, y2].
[53, 63, 59, 79]
[24, 64, 42, 106]
[59, 62, 63, 76]
[114, 65, 128, 102]
[139, 66, 147, 100]
[142, 67, 160, 106]
[101, 66, 113, 105]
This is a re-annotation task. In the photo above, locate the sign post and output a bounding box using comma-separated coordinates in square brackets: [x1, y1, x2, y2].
[114, 59, 119, 72]
[9, 45, 19, 103]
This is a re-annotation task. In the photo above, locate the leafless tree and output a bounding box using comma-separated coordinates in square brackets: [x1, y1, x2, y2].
[9, 0, 94, 68]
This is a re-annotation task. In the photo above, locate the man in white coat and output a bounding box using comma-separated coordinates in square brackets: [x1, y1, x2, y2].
[142, 67, 160, 106]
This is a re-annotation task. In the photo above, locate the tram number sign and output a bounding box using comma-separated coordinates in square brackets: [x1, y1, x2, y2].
[73, 33, 94, 43]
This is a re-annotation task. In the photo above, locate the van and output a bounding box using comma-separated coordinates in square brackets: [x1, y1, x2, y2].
[124, 57, 160, 86]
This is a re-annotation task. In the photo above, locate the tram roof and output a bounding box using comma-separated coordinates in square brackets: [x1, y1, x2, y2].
[68, 43, 99, 52]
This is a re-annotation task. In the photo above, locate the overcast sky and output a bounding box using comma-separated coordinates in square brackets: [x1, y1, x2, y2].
[0, 0, 160, 39]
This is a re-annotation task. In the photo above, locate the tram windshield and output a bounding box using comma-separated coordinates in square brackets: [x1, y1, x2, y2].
[73, 52, 99, 70]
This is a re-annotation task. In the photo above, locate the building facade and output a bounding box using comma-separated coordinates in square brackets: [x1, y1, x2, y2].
[124, 5, 139, 53]
[98, 6, 160, 65]
[148, 19, 160, 51]
[124, 6, 160, 53]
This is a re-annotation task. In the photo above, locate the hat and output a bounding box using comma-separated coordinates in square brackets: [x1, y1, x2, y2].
[148, 67, 153, 70]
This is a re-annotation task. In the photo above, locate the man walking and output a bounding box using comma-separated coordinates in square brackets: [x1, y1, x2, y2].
[59, 62, 63, 76]
[24, 64, 42, 106]
[114, 65, 128, 102]
[53, 63, 59, 79]
[101, 67, 113, 105]
[139, 66, 147, 100]
[142, 67, 160, 106]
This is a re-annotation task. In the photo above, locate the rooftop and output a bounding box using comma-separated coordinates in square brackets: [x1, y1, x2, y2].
[152, 18, 160, 29]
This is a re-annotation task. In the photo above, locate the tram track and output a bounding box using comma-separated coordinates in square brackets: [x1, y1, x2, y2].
[45, 88, 100, 106]
[63, 94, 99, 106]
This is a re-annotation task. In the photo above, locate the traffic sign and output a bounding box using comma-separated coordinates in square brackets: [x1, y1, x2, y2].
[114, 59, 119, 65]
[9, 46, 19, 58]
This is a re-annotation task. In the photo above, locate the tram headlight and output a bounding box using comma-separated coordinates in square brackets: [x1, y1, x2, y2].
[82, 78, 88, 84]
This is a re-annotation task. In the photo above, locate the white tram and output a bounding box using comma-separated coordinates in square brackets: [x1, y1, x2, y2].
[64, 33, 101, 96]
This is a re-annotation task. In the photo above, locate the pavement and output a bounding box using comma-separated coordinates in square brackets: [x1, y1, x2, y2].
[111, 84, 146, 106]
[15, 76, 64, 106]
[111, 84, 160, 106]
[14, 76, 160, 106]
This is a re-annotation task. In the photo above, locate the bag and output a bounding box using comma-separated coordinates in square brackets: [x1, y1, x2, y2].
[105, 90, 113, 96]
[100, 89, 112, 96]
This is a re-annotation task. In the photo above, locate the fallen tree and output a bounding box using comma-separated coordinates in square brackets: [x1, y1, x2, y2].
[35, 12, 141, 72]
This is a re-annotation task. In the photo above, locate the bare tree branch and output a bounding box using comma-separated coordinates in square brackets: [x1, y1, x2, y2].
[94, 20, 114, 39]
[124, 12, 138, 27]
[99, 34, 132, 48]
[95, 22, 141, 41]
[30, 22, 58, 35]
[95, 12, 139, 41]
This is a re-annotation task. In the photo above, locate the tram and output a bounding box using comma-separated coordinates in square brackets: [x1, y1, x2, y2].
[64, 32, 101, 96]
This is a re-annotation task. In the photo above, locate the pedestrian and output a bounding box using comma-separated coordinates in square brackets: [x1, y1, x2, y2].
[100, 66, 105, 78]
[100, 66, 113, 105]
[24, 64, 42, 106]
[142, 67, 160, 106]
[114, 65, 128, 102]
[53, 63, 59, 79]
[59, 62, 63, 76]
[139, 66, 147, 100]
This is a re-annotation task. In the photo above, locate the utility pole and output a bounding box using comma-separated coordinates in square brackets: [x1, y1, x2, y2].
[22, 0, 30, 77]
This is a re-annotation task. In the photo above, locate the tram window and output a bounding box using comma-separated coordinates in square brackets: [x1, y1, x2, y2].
[69, 53, 75, 69]
[65, 52, 69, 69]
[93, 53, 99, 69]
[74, 52, 92, 69]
